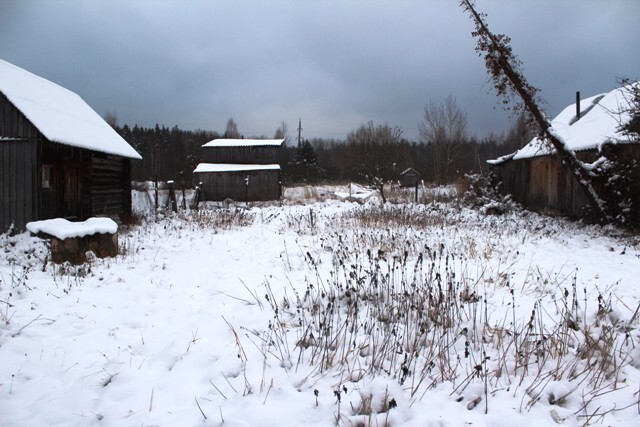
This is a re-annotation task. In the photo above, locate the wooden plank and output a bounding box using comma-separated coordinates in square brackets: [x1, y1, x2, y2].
[0, 142, 9, 230]
[16, 139, 25, 226]
[1, 94, 47, 231]
[9, 141, 17, 226]
[0, 140, 36, 232]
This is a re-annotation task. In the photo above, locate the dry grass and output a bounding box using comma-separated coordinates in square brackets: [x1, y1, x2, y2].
[256, 203, 638, 425]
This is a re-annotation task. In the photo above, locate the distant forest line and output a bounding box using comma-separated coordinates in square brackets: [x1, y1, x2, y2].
[113, 119, 529, 187]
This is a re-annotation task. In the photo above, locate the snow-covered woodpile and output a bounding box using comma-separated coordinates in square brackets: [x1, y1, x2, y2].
[26, 217, 119, 264]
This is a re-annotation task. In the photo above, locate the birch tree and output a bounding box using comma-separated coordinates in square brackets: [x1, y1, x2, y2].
[224, 118, 241, 139]
[274, 121, 290, 145]
[418, 96, 468, 185]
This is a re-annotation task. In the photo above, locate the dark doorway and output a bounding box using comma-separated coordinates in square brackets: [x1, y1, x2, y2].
[63, 158, 81, 220]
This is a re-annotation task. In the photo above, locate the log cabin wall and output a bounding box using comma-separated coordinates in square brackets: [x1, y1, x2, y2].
[38, 145, 132, 223]
[39, 141, 84, 221]
[86, 153, 132, 218]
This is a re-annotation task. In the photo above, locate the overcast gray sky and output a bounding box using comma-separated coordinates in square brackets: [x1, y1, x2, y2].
[1, 0, 638, 141]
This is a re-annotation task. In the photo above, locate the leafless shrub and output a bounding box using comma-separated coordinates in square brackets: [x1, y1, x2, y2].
[458, 173, 516, 215]
[190, 208, 255, 229]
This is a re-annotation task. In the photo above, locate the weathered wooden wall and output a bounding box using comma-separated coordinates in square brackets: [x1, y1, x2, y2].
[494, 155, 588, 217]
[0, 93, 41, 232]
[196, 170, 281, 201]
[201, 146, 281, 164]
[492, 147, 640, 219]
[0, 140, 39, 232]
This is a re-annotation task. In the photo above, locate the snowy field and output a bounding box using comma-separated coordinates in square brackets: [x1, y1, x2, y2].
[1, 185, 639, 426]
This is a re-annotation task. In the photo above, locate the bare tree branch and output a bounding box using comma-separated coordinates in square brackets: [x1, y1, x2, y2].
[346, 121, 408, 203]
[419, 96, 468, 184]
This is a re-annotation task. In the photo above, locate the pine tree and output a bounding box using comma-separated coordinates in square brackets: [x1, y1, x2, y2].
[292, 140, 322, 183]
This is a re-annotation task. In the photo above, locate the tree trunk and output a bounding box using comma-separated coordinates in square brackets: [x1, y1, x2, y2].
[378, 182, 387, 204]
[460, 0, 608, 222]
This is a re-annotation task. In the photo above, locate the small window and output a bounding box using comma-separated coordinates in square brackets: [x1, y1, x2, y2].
[42, 164, 51, 189]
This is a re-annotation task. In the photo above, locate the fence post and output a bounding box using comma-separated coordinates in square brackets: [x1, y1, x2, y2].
[193, 181, 203, 209]
[154, 175, 159, 215]
[180, 172, 187, 210]
[168, 180, 178, 212]
[244, 174, 250, 203]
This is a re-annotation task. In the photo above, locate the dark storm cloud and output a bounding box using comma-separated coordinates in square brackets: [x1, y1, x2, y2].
[1, 0, 638, 141]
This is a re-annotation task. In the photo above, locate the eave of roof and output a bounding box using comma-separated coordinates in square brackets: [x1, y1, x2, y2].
[193, 163, 281, 173]
[202, 139, 284, 148]
[0, 59, 141, 160]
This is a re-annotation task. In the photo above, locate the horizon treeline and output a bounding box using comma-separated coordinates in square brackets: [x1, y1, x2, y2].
[113, 121, 527, 187]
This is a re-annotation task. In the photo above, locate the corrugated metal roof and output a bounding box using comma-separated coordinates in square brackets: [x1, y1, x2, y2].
[194, 163, 281, 173]
[202, 139, 284, 148]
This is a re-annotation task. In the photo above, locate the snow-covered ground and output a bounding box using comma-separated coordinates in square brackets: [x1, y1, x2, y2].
[1, 186, 639, 426]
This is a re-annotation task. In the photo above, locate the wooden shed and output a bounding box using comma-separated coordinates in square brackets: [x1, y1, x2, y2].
[194, 139, 283, 202]
[0, 59, 142, 233]
[489, 84, 639, 219]
[399, 168, 422, 187]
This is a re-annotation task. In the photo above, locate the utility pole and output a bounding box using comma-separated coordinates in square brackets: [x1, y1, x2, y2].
[297, 118, 302, 148]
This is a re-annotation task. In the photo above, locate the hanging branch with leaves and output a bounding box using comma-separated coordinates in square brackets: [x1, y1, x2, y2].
[459, 0, 609, 222]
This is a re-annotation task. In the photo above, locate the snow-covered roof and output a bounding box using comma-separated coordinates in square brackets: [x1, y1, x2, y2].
[193, 163, 281, 173]
[0, 59, 141, 160]
[490, 83, 637, 164]
[26, 217, 118, 240]
[400, 167, 420, 175]
[202, 139, 284, 148]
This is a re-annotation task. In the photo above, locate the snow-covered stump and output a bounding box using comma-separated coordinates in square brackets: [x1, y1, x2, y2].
[26, 218, 119, 265]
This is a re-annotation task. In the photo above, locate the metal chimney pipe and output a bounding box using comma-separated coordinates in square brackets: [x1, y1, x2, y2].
[576, 91, 581, 121]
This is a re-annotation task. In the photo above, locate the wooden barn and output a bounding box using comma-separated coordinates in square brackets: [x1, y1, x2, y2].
[399, 167, 422, 187]
[194, 139, 283, 201]
[0, 59, 142, 233]
[489, 84, 639, 219]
